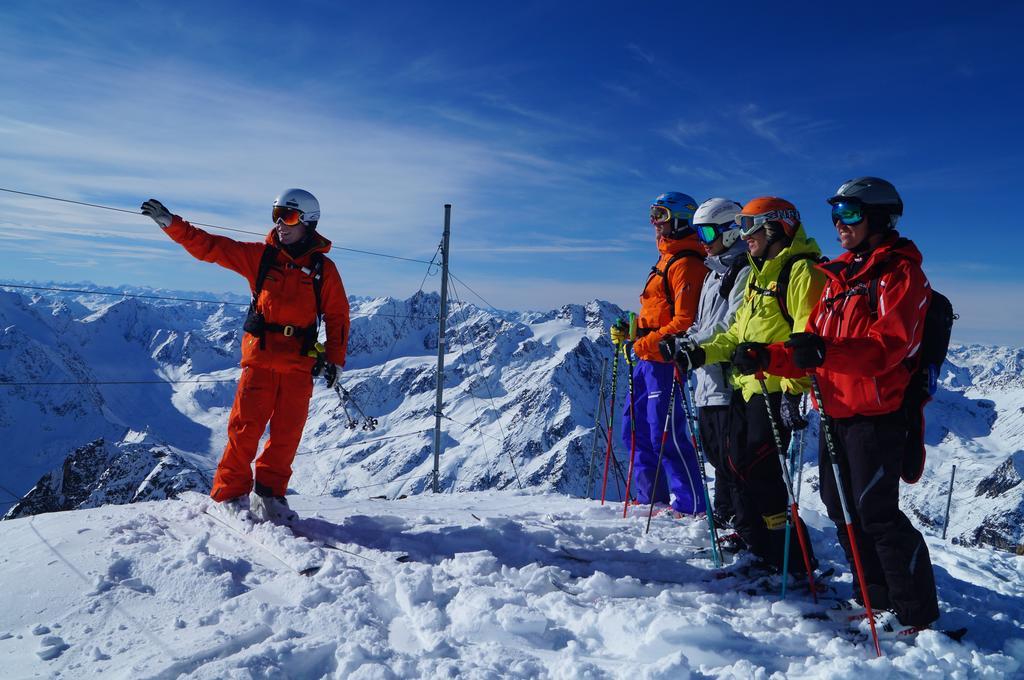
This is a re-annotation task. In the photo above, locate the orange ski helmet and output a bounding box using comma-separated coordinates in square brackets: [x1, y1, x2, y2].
[737, 196, 800, 243]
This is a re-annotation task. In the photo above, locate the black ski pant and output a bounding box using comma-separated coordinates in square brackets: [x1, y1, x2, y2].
[698, 404, 735, 523]
[726, 390, 814, 573]
[819, 410, 939, 627]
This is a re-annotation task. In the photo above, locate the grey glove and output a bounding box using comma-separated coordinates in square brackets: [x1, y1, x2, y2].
[140, 199, 173, 228]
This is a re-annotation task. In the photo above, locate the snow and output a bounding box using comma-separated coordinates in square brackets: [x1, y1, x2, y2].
[3, 285, 1024, 676]
[1, 491, 1021, 678]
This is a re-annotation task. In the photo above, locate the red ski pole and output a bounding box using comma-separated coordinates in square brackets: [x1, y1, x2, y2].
[621, 348, 638, 517]
[755, 371, 817, 603]
[811, 374, 883, 657]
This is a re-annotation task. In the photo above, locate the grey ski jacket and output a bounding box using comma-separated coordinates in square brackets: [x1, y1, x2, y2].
[685, 242, 751, 407]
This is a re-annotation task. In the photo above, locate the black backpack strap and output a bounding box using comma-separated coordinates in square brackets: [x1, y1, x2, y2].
[776, 253, 823, 327]
[657, 249, 704, 317]
[867, 275, 881, 316]
[252, 244, 280, 303]
[748, 253, 825, 327]
[308, 252, 324, 321]
[718, 258, 747, 301]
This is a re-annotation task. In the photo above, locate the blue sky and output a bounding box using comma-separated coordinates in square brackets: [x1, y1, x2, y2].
[1, 1, 1022, 344]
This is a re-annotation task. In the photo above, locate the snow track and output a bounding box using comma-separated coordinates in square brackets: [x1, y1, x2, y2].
[0, 490, 1021, 677]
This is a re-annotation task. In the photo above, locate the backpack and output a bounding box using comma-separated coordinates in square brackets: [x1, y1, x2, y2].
[243, 244, 325, 355]
[647, 249, 705, 317]
[866, 277, 956, 483]
[824, 245, 957, 483]
[747, 252, 829, 327]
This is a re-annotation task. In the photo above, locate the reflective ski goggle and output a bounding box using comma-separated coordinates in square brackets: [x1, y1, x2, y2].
[695, 223, 726, 245]
[737, 209, 798, 238]
[737, 214, 769, 238]
[272, 206, 305, 226]
[650, 204, 673, 224]
[831, 201, 865, 226]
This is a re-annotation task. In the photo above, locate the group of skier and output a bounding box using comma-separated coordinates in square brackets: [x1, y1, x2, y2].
[140, 175, 941, 642]
[612, 177, 940, 638]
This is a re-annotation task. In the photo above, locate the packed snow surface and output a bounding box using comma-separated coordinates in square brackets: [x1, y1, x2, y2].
[1, 490, 1021, 679]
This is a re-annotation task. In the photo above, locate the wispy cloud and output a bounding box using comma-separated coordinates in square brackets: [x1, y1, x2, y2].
[736, 105, 836, 158]
[662, 120, 713, 149]
[602, 81, 641, 101]
[626, 43, 655, 65]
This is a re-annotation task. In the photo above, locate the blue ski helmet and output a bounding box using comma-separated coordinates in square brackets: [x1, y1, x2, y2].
[651, 192, 699, 239]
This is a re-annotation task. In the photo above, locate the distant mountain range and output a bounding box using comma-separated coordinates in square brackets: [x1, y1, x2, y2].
[1, 281, 1021, 553]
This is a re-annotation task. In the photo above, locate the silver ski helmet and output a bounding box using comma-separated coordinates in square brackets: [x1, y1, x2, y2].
[273, 188, 320, 229]
[650, 191, 698, 239]
[828, 176, 902, 231]
[693, 198, 743, 249]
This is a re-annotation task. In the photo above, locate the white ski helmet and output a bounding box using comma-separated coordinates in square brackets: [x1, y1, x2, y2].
[693, 198, 743, 248]
[273, 188, 320, 228]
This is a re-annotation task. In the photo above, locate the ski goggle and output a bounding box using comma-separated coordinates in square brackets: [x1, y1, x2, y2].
[650, 205, 673, 224]
[695, 223, 725, 245]
[831, 201, 865, 226]
[272, 206, 305, 226]
[737, 209, 798, 238]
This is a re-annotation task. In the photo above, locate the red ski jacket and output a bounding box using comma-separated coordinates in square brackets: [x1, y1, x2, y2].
[164, 217, 350, 373]
[766, 234, 930, 418]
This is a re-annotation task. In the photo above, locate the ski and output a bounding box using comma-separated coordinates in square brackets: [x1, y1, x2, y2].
[200, 508, 324, 576]
[288, 520, 412, 564]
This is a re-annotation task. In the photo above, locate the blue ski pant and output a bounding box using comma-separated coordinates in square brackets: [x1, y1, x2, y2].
[621, 359, 706, 514]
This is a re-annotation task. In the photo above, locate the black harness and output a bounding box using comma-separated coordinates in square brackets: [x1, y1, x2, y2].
[242, 244, 324, 355]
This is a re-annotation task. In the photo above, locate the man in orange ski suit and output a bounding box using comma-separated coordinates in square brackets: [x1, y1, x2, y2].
[142, 190, 349, 516]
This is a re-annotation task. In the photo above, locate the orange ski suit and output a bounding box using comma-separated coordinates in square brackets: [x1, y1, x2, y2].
[163, 217, 350, 500]
[633, 233, 708, 361]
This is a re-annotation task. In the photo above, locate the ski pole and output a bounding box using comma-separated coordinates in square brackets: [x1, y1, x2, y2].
[781, 395, 808, 596]
[794, 427, 806, 505]
[621, 347, 639, 518]
[792, 394, 807, 504]
[599, 348, 621, 504]
[781, 431, 800, 599]
[644, 379, 677, 534]
[942, 464, 956, 540]
[586, 357, 608, 498]
[810, 374, 882, 658]
[676, 366, 722, 568]
[754, 372, 816, 603]
[336, 385, 378, 431]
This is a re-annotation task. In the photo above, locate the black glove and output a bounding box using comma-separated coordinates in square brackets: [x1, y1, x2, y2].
[659, 335, 688, 362]
[140, 199, 173, 228]
[323, 363, 341, 388]
[674, 341, 706, 372]
[658, 337, 673, 362]
[731, 342, 770, 376]
[785, 332, 826, 369]
[780, 393, 808, 430]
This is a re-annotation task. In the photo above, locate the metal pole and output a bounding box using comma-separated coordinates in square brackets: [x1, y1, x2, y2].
[586, 357, 608, 498]
[432, 204, 452, 493]
[942, 464, 957, 540]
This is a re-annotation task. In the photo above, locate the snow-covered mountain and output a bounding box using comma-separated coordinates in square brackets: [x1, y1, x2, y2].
[2, 283, 1022, 556]
[0, 283, 628, 519]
